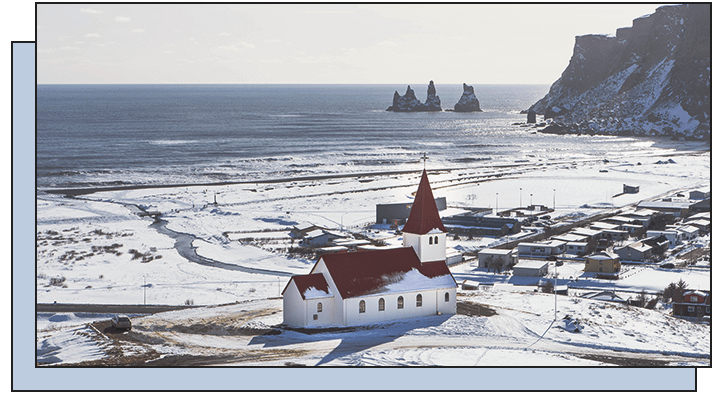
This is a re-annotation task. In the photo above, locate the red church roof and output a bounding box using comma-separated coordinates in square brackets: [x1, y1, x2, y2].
[313, 247, 455, 299]
[284, 273, 331, 300]
[402, 169, 447, 235]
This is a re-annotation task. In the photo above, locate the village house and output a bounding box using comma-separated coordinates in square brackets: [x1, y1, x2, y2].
[301, 229, 346, 247]
[584, 252, 620, 274]
[623, 184, 640, 194]
[646, 229, 680, 247]
[689, 188, 710, 200]
[565, 242, 590, 256]
[673, 225, 700, 241]
[599, 229, 630, 242]
[614, 240, 652, 262]
[620, 223, 645, 236]
[517, 240, 566, 257]
[552, 233, 587, 243]
[570, 227, 603, 242]
[477, 248, 517, 270]
[512, 260, 549, 277]
[375, 197, 447, 225]
[637, 201, 692, 218]
[290, 222, 323, 239]
[619, 209, 658, 227]
[601, 216, 640, 226]
[685, 219, 709, 235]
[442, 213, 521, 237]
[282, 170, 457, 328]
[615, 235, 669, 262]
[589, 221, 620, 231]
[672, 290, 711, 318]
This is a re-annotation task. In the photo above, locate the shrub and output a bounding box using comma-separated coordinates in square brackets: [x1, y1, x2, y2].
[185, 299, 194, 306]
[49, 276, 66, 286]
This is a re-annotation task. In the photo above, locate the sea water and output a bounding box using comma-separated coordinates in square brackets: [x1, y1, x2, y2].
[37, 84, 699, 190]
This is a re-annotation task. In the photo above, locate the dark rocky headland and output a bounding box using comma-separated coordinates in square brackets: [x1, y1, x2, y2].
[527, 4, 709, 140]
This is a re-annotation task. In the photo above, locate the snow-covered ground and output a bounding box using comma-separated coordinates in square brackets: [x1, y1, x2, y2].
[35, 148, 710, 368]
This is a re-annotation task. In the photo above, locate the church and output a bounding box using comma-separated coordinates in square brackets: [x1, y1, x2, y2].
[282, 169, 457, 328]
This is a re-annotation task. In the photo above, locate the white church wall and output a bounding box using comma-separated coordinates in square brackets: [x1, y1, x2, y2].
[282, 280, 307, 328]
[303, 296, 336, 327]
[343, 288, 454, 326]
[436, 288, 457, 315]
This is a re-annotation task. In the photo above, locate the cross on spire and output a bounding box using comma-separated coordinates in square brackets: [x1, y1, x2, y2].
[421, 152, 429, 168]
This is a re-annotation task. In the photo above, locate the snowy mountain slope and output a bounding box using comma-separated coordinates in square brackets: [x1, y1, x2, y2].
[529, 4, 709, 140]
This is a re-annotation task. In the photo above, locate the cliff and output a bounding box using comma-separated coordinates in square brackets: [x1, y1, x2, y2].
[386, 81, 442, 112]
[528, 4, 709, 140]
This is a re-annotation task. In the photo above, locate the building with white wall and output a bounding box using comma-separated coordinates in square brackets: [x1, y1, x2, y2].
[283, 170, 457, 328]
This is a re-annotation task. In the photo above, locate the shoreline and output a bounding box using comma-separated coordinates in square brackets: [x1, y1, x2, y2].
[39, 168, 446, 196]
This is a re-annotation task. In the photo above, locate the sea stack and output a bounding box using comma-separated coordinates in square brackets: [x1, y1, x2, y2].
[453, 83, 481, 112]
[527, 110, 537, 124]
[386, 81, 442, 112]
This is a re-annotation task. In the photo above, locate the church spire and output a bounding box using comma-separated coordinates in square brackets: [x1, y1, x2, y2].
[402, 169, 447, 235]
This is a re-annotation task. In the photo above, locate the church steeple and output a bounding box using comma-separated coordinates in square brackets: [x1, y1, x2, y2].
[402, 169, 447, 264]
[402, 169, 447, 235]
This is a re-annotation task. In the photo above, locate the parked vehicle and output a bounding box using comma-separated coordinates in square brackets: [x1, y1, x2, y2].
[111, 315, 132, 331]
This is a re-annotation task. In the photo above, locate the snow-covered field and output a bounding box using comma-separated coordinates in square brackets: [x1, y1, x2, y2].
[35, 147, 710, 368]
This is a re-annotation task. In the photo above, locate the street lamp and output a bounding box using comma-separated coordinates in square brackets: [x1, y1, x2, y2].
[553, 189, 556, 210]
[554, 263, 558, 321]
[519, 188, 522, 208]
[530, 193, 533, 215]
[495, 193, 498, 215]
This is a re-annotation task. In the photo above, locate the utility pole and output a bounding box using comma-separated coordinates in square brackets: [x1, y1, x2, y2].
[519, 188, 522, 208]
[143, 275, 146, 305]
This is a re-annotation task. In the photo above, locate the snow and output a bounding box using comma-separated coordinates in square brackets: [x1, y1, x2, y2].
[34, 148, 709, 368]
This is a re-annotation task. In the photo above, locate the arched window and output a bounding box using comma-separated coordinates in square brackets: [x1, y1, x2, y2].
[317, 302, 323, 313]
[416, 294, 423, 307]
[397, 296, 404, 309]
[359, 300, 366, 313]
[429, 237, 433, 245]
[434, 236, 439, 244]
[378, 298, 385, 311]
[445, 292, 450, 302]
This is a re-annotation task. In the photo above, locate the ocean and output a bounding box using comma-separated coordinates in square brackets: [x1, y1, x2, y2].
[36, 84, 697, 190]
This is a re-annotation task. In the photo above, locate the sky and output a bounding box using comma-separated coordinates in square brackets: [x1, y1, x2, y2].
[33, 3, 670, 85]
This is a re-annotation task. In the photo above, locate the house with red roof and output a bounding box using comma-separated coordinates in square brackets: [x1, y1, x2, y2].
[282, 170, 457, 328]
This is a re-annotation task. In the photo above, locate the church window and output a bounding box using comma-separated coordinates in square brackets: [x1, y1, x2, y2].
[434, 236, 438, 244]
[429, 237, 433, 245]
[317, 302, 322, 313]
[378, 298, 385, 311]
[445, 292, 450, 302]
[359, 300, 366, 313]
[397, 296, 404, 309]
[416, 294, 422, 307]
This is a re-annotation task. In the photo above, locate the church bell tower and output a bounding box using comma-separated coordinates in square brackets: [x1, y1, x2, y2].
[402, 169, 447, 264]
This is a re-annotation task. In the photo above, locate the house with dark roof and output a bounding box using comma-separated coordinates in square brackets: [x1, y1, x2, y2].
[672, 290, 710, 318]
[282, 170, 457, 328]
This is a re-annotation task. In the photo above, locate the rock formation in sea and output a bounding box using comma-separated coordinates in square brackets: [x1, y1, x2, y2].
[527, 4, 710, 140]
[453, 83, 481, 112]
[386, 81, 442, 112]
